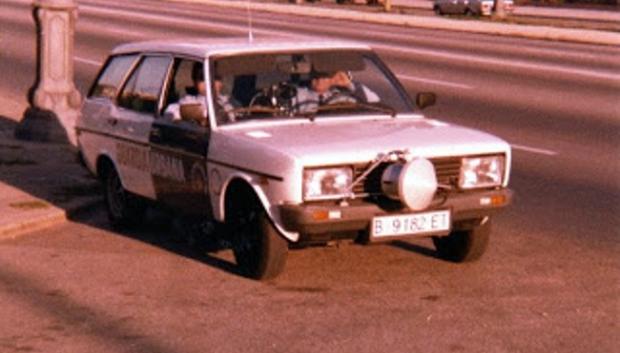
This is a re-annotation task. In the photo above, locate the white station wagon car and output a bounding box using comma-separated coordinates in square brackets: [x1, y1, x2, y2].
[77, 38, 512, 280]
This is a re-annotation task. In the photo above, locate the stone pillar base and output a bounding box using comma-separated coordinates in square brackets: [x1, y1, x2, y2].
[15, 107, 76, 144]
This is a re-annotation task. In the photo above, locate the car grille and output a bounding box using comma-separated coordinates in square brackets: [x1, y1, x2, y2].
[352, 156, 462, 196]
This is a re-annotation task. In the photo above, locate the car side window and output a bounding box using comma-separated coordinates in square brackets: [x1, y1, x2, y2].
[90, 54, 139, 99]
[163, 58, 202, 111]
[118, 56, 172, 115]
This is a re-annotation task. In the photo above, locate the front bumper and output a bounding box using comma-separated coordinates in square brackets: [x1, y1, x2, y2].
[280, 188, 512, 240]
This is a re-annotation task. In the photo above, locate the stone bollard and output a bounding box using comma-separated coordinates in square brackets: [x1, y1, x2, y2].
[15, 0, 81, 146]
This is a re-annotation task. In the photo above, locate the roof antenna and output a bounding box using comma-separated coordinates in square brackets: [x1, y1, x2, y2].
[246, 0, 254, 43]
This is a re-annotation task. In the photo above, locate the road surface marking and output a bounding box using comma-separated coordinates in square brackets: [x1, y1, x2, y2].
[397, 74, 474, 90]
[78, 3, 620, 84]
[79, 5, 256, 36]
[74, 56, 102, 66]
[373, 43, 620, 83]
[511, 144, 558, 156]
[101, 27, 147, 39]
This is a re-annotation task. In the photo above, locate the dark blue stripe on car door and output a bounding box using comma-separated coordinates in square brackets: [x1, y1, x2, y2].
[149, 120, 211, 216]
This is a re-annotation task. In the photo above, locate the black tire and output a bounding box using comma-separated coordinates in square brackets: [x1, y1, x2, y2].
[102, 165, 144, 229]
[433, 218, 491, 262]
[229, 200, 288, 280]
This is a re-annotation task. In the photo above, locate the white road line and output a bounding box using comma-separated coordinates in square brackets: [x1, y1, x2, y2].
[79, 4, 263, 36]
[97, 26, 147, 39]
[372, 43, 620, 83]
[397, 74, 474, 90]
[511, 144, 558, 156]
[74, 56, 102, 66]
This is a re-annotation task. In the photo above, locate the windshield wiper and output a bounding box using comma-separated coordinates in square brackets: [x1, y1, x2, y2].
[316, 101, 397, 117]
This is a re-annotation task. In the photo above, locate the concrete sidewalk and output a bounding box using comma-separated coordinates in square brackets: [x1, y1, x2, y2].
[0, 114, 102, 239]
[171, 0, 620, 46]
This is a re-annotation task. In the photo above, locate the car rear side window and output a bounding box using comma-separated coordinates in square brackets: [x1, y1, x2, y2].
[90, 54, 139, 99]
[118, 56, 172, 115]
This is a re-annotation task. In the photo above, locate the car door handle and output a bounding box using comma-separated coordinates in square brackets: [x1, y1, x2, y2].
[151, 128, 162, 141]
[107, 118, 118, 126]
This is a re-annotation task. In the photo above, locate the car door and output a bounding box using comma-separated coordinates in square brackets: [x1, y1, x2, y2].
[114, 55, 173, 199]
[149, 58, 212, 216]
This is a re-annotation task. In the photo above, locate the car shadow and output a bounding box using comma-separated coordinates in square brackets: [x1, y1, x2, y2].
[73, 206, 248, 279]
[0, 114, 250, 279]
[389, 240, 440, 259]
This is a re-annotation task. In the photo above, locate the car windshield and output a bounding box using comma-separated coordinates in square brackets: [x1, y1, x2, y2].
[211, 50, 414, 126]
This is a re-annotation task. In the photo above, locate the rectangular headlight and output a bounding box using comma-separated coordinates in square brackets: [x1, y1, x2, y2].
[303, 167, 353, 201]
[459, 155, 504, 189]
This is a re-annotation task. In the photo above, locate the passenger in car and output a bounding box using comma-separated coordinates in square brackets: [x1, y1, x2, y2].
[165, 64, 208, 122]
[165, 66, 238, 125]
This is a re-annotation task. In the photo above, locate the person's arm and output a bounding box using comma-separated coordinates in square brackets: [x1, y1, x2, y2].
[164, 102, 181, 120]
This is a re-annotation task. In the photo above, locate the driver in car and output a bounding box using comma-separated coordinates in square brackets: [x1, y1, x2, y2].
[293, 71, 379, 114]
[293, 71, 339, 114]
[330, 71, 379, 104]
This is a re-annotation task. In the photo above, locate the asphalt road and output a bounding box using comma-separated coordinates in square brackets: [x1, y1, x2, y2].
[1, 0, 619, 352]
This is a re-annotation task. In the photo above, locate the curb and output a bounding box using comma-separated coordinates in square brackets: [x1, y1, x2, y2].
[169, 0, 620, 46]
[0, 196, 102, 240]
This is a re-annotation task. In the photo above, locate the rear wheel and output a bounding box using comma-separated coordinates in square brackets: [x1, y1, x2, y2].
[102, 165, 144, 228]
[433, 218, 491, 262]
[228, 197, 288, 280]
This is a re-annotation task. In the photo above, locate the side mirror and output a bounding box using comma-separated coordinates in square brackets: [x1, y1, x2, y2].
[416, 92, 436, 110]
[180, 103, 207, 126]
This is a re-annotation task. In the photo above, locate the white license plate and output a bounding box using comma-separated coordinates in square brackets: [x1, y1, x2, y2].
[371, 210, 451, 239]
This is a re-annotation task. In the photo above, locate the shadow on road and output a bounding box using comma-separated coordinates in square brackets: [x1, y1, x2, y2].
[0, 115, 249, 279]
[76, 207, 247, 279]
[0, 259, 178, 353]
[0, 115, 99, 208]
[389, 240, 439, 259]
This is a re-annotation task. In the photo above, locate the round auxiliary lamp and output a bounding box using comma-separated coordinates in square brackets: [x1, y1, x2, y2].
[380, 158, 438, 211]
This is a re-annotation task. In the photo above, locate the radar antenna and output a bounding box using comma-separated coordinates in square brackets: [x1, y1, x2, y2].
[246, 0, 254, 43]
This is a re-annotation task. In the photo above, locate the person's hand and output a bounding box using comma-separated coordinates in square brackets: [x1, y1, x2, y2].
[331, 71, 352, 88]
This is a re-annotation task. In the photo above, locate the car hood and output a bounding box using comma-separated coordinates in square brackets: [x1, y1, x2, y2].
[219, 117, 511, 166]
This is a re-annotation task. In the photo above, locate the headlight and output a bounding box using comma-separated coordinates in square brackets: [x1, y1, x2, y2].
[459, 155, 504, 189]
[303, 167, 353, 200]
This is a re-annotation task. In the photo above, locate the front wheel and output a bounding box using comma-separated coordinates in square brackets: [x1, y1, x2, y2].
[433, 218, 491, 262]
[230, 203, 288, 280]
